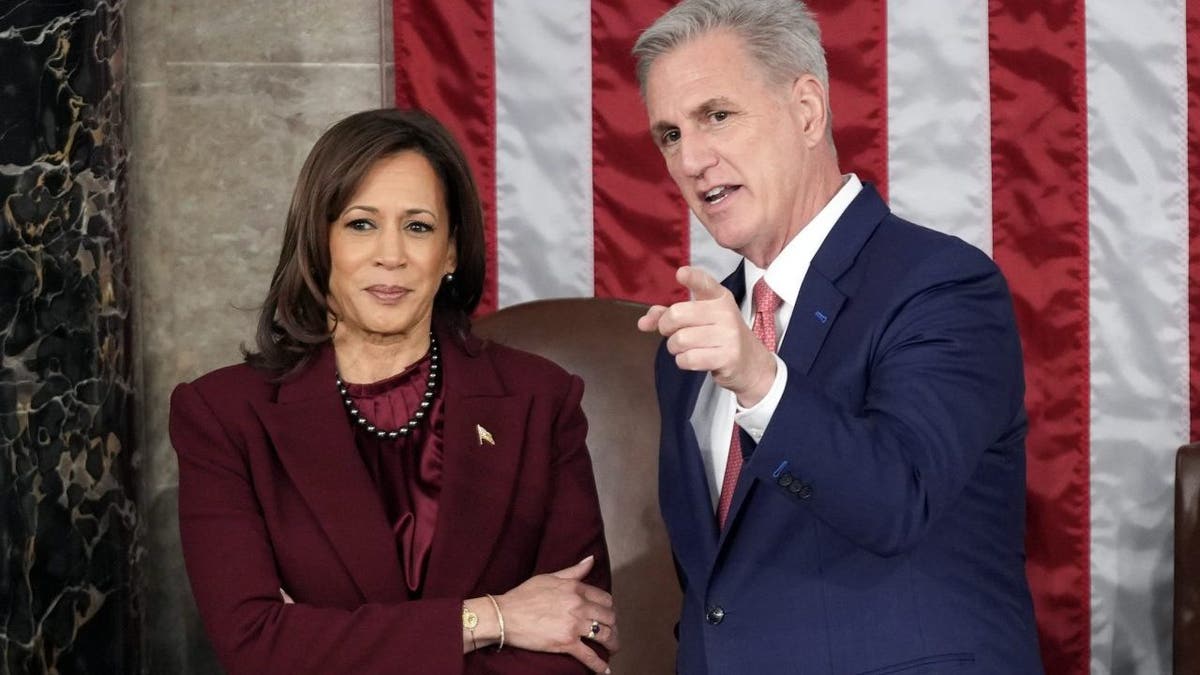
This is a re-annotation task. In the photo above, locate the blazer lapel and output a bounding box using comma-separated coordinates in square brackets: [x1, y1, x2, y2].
[252, 345, 407, 601]
[719, 184, 889, 544]
[773, 183, 888, 375]
[670, 267, 754, 561]
[713, 265, 763, 552]
[775, 272, 846, 376]
[659, 361, 719, 574]
[662, 266, 751, 572]
[422, 335, 527, 598]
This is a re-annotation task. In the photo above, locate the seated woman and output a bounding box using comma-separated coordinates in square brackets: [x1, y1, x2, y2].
[169, 108, 618, 674]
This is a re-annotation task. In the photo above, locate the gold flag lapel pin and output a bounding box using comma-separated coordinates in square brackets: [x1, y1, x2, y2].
[476, 424, 495, 446]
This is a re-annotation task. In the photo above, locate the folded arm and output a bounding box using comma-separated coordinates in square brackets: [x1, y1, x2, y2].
[171, 372, 617, 675]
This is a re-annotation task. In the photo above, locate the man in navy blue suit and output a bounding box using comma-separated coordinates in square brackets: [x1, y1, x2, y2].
[633, 1, 1045, 672]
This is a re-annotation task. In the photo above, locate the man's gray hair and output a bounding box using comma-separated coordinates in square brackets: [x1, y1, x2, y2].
[632, 0, 828, 97]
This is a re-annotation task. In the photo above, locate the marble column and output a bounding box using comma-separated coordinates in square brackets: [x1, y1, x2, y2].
[0, 1, 142, 673]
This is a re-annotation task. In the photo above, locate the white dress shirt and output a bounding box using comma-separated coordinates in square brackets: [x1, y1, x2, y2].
[690, 174, 863, 509]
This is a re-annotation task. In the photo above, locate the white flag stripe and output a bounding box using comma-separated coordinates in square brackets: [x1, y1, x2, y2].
[1086, 0, 1189, 672]
[493, 0, 594, 307]
[689, 211, 743, 282]
[886, 0, 992, 255]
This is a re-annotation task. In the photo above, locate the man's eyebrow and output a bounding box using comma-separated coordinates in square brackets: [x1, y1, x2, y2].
[651, 97, 737, 133]
[694, 97, 734, 114]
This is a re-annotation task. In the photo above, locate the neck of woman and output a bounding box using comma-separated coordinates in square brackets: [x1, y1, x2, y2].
[332, 325, 432, 384]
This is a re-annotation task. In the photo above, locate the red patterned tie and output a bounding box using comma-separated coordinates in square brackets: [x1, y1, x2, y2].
[717, 278, 782, 529]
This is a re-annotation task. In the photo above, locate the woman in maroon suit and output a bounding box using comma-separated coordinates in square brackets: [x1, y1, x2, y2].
[169, 108, 618, 674]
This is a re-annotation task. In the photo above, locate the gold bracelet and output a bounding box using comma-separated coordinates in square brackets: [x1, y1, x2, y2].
[462, 603, 479, 652]
[485, 593, 504, 651]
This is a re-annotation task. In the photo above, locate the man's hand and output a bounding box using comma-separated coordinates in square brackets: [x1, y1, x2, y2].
[638, 266, 777, 407]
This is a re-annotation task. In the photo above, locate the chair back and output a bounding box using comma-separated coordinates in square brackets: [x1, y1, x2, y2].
[1177, 443, 1200, 674]
[474, 298, 679, 674]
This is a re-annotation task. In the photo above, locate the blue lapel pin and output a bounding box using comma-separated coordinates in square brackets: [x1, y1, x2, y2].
[814, 310, 828, 324]
[772, 461, 790, 478]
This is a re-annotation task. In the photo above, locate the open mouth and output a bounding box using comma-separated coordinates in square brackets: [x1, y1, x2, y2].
[703, 185, 740, 204]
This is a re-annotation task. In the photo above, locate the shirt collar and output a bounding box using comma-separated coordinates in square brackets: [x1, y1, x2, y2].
[744, 174, 863, 306]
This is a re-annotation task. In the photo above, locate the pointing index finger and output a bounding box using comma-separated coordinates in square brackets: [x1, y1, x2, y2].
[677, 265, 723, 301]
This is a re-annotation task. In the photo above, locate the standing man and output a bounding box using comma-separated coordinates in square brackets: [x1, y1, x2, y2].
[634, 1, 1044, 673]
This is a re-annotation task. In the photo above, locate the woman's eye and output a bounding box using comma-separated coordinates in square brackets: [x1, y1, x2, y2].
[347, 218, 374, 231]
[407, 221, 434, 233]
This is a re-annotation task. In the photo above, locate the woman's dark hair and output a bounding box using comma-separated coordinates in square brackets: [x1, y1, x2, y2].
[244, 108, 486, 378]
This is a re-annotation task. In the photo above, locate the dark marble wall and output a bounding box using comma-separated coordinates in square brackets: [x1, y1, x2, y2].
[0, 1, 142, 673]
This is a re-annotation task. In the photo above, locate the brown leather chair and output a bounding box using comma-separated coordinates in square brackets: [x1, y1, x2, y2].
[1177, 443, 1200, 674]
[474, 298, 679, 674]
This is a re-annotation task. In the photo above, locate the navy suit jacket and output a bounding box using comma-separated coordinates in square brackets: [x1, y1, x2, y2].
[656, 185, 1044, 674]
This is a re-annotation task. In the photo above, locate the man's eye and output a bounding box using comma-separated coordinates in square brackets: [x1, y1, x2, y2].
[662, 129, 681, 145]
[710, 111, 729, 122]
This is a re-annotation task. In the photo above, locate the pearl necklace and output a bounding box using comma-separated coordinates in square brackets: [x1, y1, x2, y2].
[336, 333, 440, 440]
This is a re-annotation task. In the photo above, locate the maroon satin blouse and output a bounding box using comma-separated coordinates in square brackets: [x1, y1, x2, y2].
[342, 353, 445, 598]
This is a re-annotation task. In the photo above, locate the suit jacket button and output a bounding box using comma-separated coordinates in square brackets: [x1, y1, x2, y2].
[706, 606, 725, 625]
[793, 482, 812, 499]
[777, 473, 794, 487]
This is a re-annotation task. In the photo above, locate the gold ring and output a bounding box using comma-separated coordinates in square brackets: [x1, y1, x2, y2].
[585, 620, 600, 640]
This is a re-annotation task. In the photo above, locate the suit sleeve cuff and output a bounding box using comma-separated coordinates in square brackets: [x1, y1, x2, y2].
[734, 354, 787, 443]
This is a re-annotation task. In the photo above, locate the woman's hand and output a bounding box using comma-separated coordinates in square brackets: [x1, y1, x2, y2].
[497, 555, 619, 673]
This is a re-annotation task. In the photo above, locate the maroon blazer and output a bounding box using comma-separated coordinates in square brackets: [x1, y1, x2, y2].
[169, 333, 611, 675]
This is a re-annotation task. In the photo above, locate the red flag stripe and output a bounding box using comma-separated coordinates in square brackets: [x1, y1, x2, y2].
[591, 0, 690, 304]
[988, 3, 1091, 673]
[394, 0, 499, 314]
[809, 0, 889, 198]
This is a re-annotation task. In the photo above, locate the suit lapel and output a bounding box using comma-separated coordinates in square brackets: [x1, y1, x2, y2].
[659, 359, 719, 573]
[252, 345, 406, 601]
[422, 335, 527, 598]
[718, 184, 890, 545]
[674, 268, 753, 558]
[773, 183, 888, 375]
[713, 265, 760, 552]
[661, 267, 751, 571]
[775, 271, 846, 375]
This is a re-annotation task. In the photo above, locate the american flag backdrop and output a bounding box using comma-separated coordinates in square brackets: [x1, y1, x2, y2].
[392, 1, 1198, 672]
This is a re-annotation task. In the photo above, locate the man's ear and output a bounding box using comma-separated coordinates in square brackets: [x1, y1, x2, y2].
[789, 74, 829, 146]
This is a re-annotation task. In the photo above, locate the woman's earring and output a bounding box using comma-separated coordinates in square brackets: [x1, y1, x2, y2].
[442, 272, 455, 285]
